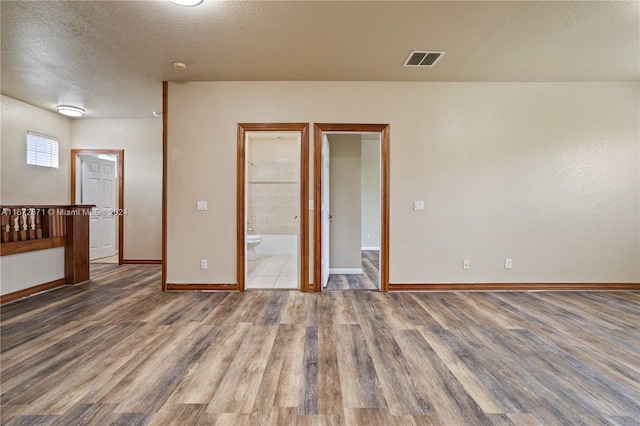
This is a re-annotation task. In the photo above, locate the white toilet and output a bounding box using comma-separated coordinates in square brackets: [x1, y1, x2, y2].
[246, 235, 263, 260]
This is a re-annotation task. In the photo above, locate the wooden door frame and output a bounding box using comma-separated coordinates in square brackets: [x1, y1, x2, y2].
[237, 123, 310, 292]
[313, 124, 390, 292]
[70, 149, 125, 265]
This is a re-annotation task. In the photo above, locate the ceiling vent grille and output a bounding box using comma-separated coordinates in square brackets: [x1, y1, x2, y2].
[403, 51, 445, 67]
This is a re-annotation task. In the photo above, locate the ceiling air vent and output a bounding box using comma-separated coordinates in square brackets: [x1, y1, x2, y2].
[403, 51, 445, 67]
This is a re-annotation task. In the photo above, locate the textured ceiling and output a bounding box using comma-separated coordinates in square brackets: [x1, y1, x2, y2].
[1, 0, 638, 119]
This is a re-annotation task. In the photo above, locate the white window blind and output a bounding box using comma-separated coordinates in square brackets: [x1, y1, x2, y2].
[27, 131, 58, 169]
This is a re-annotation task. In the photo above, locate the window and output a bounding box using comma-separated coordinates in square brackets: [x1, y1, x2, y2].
[27, 131, 58, 169]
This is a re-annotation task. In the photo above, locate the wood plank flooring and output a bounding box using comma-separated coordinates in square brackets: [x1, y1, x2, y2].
[1, 264, 639, 425]
[325, 251, 379, 291]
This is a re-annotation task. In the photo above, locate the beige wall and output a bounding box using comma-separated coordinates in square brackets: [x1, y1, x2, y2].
[328, 134, 362, 270]
[361, 136, 381, 249]
[247, 138, 299, 236]
[1, 248, 65, 296]
[1, 95, 71, 204]
[167, 81, 639, 284]
[71, 119, 162, 260]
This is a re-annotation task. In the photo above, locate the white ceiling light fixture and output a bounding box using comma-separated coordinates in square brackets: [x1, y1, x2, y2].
[169, 0, 204, 6]
[173, 62, 187, 70]
[57, 105, 85, 117]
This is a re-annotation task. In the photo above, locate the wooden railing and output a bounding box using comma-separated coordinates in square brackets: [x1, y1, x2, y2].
[1, 206, 69, 255]
[1, 205, 93, 284]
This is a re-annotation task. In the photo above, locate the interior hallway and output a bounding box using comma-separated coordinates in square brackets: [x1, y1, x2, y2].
[325, 250, 379, 291]
[1, 264, 638, 425]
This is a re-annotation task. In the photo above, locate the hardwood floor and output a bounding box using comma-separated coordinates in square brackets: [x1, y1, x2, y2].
[1, 264, 639, 425]
[325, 251, 379, 291]
[90, 255, 119, 264]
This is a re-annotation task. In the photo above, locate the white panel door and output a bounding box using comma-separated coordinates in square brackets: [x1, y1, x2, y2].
[82, 156, 117, 260]
[322, 135, 331, 288]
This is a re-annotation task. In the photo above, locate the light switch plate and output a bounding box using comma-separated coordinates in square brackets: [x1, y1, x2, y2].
[309, 200, 314, 210]
[413, 201, 425, 211]
[197, 201, 207, 211]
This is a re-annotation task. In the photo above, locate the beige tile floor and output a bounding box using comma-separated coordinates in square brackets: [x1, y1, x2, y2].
[246, 254, 298, 289]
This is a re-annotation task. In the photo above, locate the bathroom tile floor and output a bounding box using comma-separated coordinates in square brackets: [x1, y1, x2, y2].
[247, 254, 298, 289]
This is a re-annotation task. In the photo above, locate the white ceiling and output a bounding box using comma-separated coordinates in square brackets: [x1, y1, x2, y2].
[1, 0, 638, 119]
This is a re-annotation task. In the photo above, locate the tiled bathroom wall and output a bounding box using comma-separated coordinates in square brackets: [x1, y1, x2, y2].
[247, 149, 299, 236]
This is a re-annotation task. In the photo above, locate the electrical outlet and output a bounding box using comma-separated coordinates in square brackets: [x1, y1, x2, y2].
[200, 259, 207, 269]
[413, 201, 425, 211]
[463, 260, 470, 270]
[197, 201, 207, 211]
[505, 258, 512, 269]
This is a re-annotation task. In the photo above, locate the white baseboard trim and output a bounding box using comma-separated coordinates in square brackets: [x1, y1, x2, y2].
[361, 247, 380, 251]
[330, 268, 363, 275]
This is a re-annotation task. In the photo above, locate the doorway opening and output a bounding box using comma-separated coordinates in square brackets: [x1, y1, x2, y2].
[237, 123, 309, 292]
[324, 133, 381, 291]
[314, 124, 390, 292]
[70, 149, 124, 265]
